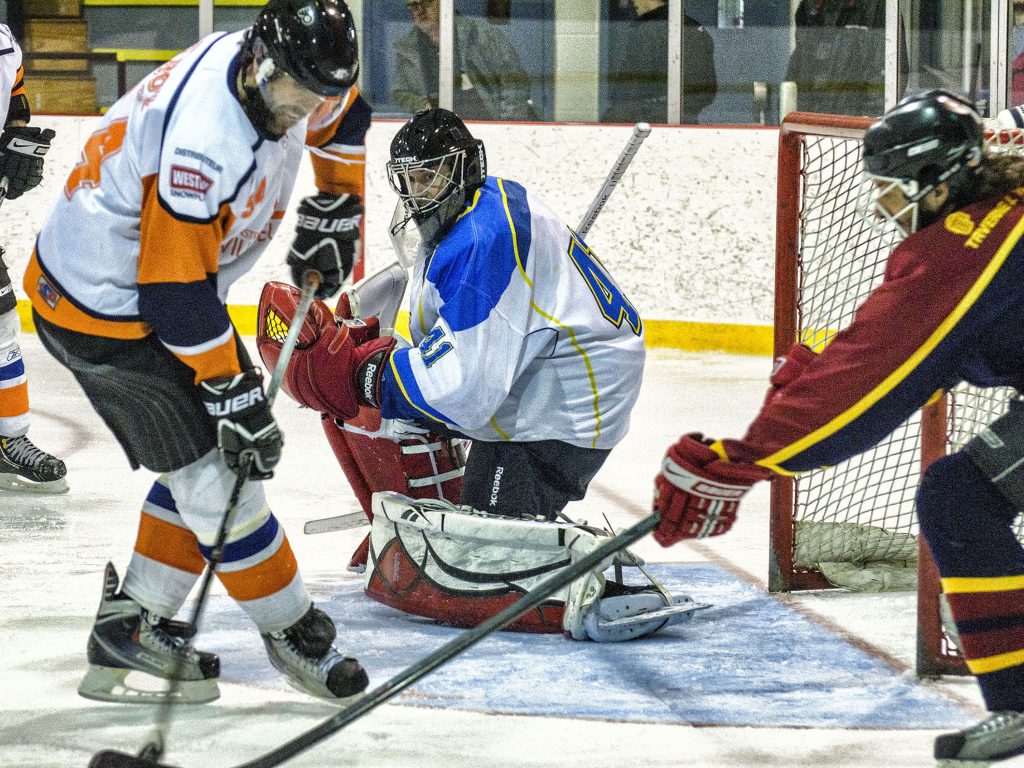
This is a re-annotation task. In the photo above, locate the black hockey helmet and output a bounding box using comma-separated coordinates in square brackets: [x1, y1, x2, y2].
[861, 89, 984, 234]
[387, 108, 487, 237]
[251, 0, 359, 97]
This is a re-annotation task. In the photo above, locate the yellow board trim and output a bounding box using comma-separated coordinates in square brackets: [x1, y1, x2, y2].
[16, 299, 771, 354]
[93, 48, 180, 62]
[84, 0, 264, 6]
[758, 212, 1024, 471]
[942, 574, 1024, 594]
[966, 647, 1024, 675]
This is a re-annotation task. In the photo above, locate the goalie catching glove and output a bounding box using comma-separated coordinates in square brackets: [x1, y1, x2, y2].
[653, 433, 772, 546]
[255, 281, 395, 421]
[199, 370, 282, 479]
[287, 193, 362, 300]
[0, 125, 55, 200]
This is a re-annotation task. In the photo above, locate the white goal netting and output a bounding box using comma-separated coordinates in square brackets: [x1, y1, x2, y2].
[783, 121, 1022, 592]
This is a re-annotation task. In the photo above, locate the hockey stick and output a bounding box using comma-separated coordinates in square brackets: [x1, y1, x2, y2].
[89, 512, 659, 768]
[303, 509, 367, 535]
[90, 274, 321, 768]
[576, 122, 651, 239]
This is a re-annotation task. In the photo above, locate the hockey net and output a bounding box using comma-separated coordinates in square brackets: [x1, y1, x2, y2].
[772, 112, 1024, 676]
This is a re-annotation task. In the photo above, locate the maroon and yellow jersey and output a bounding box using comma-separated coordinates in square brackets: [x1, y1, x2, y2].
[724, 189, 1024, 475]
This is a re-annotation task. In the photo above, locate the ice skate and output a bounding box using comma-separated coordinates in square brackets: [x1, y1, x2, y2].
[262, 604, 369, 702]
[78, 562, 220, 704]
[0, 434, 68, 493]
[934, 711, 1024, 767]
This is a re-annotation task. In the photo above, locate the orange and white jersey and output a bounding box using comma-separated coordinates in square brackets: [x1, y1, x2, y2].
[27, 29, 369, 384]
[0, 24, 25, 128]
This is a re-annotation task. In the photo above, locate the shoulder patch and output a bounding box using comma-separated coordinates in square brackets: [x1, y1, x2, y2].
[169, 164, 213, 199]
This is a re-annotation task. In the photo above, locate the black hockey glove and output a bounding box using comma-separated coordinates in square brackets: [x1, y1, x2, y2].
[0, 126, 55, 200]
[199, 370, 283, 480]
[287, 192, 362, 300]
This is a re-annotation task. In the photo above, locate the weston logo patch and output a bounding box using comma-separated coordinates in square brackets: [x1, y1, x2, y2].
[169, 165, 212, 195]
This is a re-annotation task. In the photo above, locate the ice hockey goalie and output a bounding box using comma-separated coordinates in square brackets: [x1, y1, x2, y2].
[256, 270, 706, 641]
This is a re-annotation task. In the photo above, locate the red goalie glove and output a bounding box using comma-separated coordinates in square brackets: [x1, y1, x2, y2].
[652, 433, 772, 546]
[256, 281, 395, 421]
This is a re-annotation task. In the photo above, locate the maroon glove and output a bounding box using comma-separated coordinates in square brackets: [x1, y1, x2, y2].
[256, 281, 395, 420]
[652, 433, 772, 546]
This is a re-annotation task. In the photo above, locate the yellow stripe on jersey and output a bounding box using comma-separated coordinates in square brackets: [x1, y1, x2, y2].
[942, 574, 1024, 593]
[757, 212, 1024, 471]
[489, 416, 511, 441]
[965, 647, 1024, 675]
[496, 178, 603, 448]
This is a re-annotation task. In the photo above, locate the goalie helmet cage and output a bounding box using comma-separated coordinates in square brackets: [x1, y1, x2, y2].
[772, 111, 1024, 678]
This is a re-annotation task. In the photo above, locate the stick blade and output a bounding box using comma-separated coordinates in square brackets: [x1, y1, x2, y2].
[88, 751, 174, 768]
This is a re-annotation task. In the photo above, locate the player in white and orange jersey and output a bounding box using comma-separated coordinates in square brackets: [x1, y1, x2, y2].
[26, 0, 370, 704]
[0, 23, 64, 493]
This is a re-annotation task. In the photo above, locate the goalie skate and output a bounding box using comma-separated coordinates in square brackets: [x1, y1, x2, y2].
[0, 434, 68, 493]
[78, 563, 219, 704]
[934, 711, 1024, 767]
[262, 605, 369, 702]
[581, 589, 709, 642]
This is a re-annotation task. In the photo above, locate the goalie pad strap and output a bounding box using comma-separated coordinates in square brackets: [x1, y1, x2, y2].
[321, 413, 464, 520]
[407, 467, 465, 488]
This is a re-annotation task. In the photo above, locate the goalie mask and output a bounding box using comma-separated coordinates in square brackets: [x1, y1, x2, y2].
[859, 89, 984, 237]
[386, 109, 486, 264]
[241, 0, 359, 137]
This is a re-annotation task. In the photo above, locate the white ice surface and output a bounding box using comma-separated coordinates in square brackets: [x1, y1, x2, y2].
[0, 339, 1012, 768]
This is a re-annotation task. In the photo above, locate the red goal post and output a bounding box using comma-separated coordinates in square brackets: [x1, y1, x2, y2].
[772, 112, 1024, 677]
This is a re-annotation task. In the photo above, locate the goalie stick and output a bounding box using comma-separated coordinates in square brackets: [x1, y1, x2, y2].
[303, 509, 367, 535]
[89, 274, 321, 768]
[88, 512, 660, 768]
[576, 122, 651, 239]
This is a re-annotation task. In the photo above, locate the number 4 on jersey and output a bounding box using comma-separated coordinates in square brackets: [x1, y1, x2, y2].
[567, 232, 642, 336]
[65, 119, 128, 200]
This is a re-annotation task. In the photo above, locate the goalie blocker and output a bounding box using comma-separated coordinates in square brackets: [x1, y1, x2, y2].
[366, 491, 707, 642]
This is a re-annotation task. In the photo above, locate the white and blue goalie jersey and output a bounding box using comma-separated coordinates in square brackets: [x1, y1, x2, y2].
[379, 177, 645, 450]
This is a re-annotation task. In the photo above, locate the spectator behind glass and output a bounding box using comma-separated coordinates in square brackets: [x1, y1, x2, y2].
[392, 0, 537, 120]
[785, 0, 907, 117]
[603, 0, 717, 125]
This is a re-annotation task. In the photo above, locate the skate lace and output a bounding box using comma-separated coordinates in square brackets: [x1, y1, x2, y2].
[972, 712, 1024, 735]
[273, 631, 333, 676]
[3, 436, 51, 468]
[142, 612, 199, 661]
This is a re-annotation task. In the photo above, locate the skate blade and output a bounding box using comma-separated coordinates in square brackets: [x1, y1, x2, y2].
[0, 474, 69, 494]
[936, 761, 991, 767]
[78, 665, 219, 705]
[595, 600, 712, 630]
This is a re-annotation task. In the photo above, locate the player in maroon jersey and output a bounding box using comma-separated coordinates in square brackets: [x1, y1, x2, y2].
[651, 89, 1024, 763]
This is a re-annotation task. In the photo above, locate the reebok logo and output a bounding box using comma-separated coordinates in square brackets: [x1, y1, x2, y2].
[204, 386, 264, 416]
[489, 466, 504, 507]
[361, 362, 377, 402]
